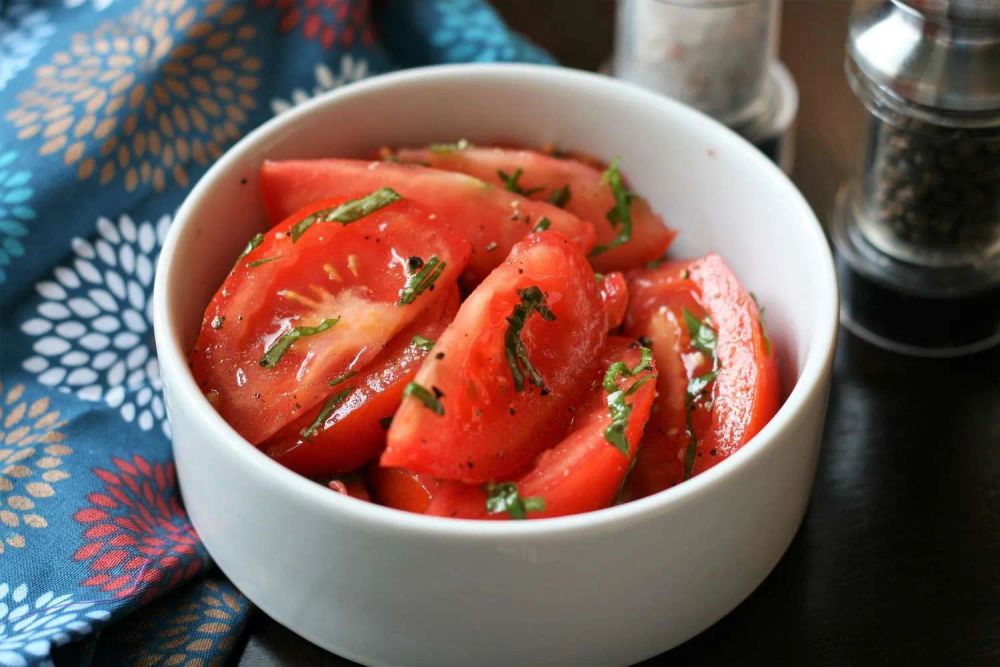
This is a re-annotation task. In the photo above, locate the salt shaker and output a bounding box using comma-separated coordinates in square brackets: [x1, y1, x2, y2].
[832, 0, 1000, 355]
[612, 0, 797, 170]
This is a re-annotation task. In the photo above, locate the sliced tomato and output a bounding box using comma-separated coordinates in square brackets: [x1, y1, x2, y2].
[189, 194, 471, 444]
[388, 145, 676, 272]
[326, 477, 371, 501]
[261, 285, 460, 476]
[259, 159, 596, 286]
[622, 254, 780, 498]
[431, 338, 657, 519]
[598, 271, 629, 330]
[381, 232, 607, 483]
[369, 467, 441, 514]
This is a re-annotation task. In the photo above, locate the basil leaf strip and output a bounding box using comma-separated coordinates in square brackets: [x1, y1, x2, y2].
[411, 334, 435, 351]
[259, 318, 339, 368]
[497, 167, 544, 197]
[403, 382, 444, 415]
[589, 158, 638, 256]
[503, 286, 556, 392]
[300, 387, 354, 439]
[290, 187, 401, 242]
[484, 482, 545, 520]
[398, 255, 446, 305]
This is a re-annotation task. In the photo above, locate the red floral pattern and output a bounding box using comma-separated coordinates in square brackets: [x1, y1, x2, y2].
[72, 455, 204, 602]
[256, 0, 375, 49]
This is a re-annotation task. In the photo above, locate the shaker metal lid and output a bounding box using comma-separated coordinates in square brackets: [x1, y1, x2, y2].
[848, 0, 1000, 112]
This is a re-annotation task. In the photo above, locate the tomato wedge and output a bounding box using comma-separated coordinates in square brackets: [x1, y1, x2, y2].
[373, 338, 657, 519]
[381, 232, 607, 483]
[261, 285, 460, 476]
[598, 271, 629, 330]
[259, 159, 596, 286]
[189, 192, 471, 444]
[387, 145, 676, 272]
[622, 254, 780, 498]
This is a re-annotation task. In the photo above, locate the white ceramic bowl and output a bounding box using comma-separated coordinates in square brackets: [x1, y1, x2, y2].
[154, 64, 838, 667]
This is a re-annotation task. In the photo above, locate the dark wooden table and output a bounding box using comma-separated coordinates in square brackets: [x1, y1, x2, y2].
[236, 2, 1000, 664]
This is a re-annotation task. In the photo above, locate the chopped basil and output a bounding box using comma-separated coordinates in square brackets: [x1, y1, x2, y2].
[259, 318, 339, 368]
[682, 308, 717, 358]
[429, 139, 470, 153]
[328, 370, 357, 387]
[411, 334, 435, 351]
[289, 188, 402, 242]
[548, 185, 571, 208]
[300, 387, 354, 439]
[602, 346, 653, 392]
[533, 217, 551, 232]
[497, 167, 544, 197]
[594, 272, 605, 282]
[248, 256, 279, 268]
[751, 292, 772, 356]
[238, 232, 264, 259]
[589, 158, 638, 256]
[403, 381, 444, 415]
[601, 348, 653, 455]
[683, 410, 698, 480]
[398, 255, 446, 305]
[686, 369, 719, 405]
[503, 286, 556, 392]
[210, 315, 225, 330]
[604, 376, 653, 456]
[484, 482, 544, 520]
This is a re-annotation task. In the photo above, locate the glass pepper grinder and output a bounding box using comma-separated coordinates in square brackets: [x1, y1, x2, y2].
[832, 0, 1000, 356]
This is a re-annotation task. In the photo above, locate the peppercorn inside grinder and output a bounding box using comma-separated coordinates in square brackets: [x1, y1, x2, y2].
[832, 0, 1000, 356]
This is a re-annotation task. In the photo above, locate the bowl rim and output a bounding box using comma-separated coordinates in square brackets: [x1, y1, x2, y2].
[153, 62, 839, 539]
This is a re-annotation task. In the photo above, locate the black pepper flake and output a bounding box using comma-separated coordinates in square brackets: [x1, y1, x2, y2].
[431, 385, 445, 399]
[408, 256, 424, 270]
[540, 388, 550, 396]
[435, 352, 445, 360]
[710, 448, 718, 456]
[508, 406, 516, 416]
[240, 177, 248, 185]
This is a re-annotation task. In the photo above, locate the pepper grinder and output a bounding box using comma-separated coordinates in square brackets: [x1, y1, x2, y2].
[832, 0, 1000, 356]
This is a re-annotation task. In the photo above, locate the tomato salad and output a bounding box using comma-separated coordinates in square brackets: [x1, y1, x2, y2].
[190, 142, 780, 519]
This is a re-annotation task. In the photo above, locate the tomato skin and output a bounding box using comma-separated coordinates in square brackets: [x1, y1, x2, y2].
[259, 159, 596, 286]
[622, 254, 780, 498]
[261, 285, 460, 476]
[381, 232, 608, 484]
[389, 146, 676, 272]
[375, 338, 657, 519]
[598, 271, 629, 330]
[369, 467, 440, 514]
[189, 195, 470, 444]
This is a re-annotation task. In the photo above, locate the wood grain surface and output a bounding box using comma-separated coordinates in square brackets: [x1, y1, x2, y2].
[235, 3, 1000, 664]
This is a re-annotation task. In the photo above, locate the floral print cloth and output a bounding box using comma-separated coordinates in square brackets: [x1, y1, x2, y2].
[0, 1, 551, 664]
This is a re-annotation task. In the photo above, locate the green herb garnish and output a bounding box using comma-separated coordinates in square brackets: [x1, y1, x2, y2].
[429, 139, 470, 153]
[686, 369, 719, 405]
[497, 167, 544, 197]
[503, 286, 556, 392]
[604, 376, 653, 456]
[238, 232, 264, 259]
[484, 482, 545, 520]
[403, 382, 444, 415]
[248, 256, 280, 268]
[411, 334, 435, 351]
[398, 255, 446, 305]
[533, 217, 551, 232]
[602, 346, 653, 392]
[750, 292, 772, 356]
[328, 370, 357, 387]
[589, 158, 638, 257]
[683, 308, 717, 358]
[300, 387, 354, 439]
[548, 185, 571, 208]
[259, 318, 339, 368]
[289, 188, 401, 242]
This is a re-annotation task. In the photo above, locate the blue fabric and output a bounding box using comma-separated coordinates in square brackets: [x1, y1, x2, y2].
[0, 1, 551, 664]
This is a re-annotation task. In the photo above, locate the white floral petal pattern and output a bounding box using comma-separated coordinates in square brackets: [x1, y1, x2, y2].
[271, 55, 370, 115]
[0, 581, 110, 667]
[0, 1, 55, 93]
[20, 215, 172, 437]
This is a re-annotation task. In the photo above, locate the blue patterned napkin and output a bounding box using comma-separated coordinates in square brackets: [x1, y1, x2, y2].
[0, 1, 551, 664]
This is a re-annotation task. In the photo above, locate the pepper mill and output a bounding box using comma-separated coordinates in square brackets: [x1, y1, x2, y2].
[832, 0, 1000, 356]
